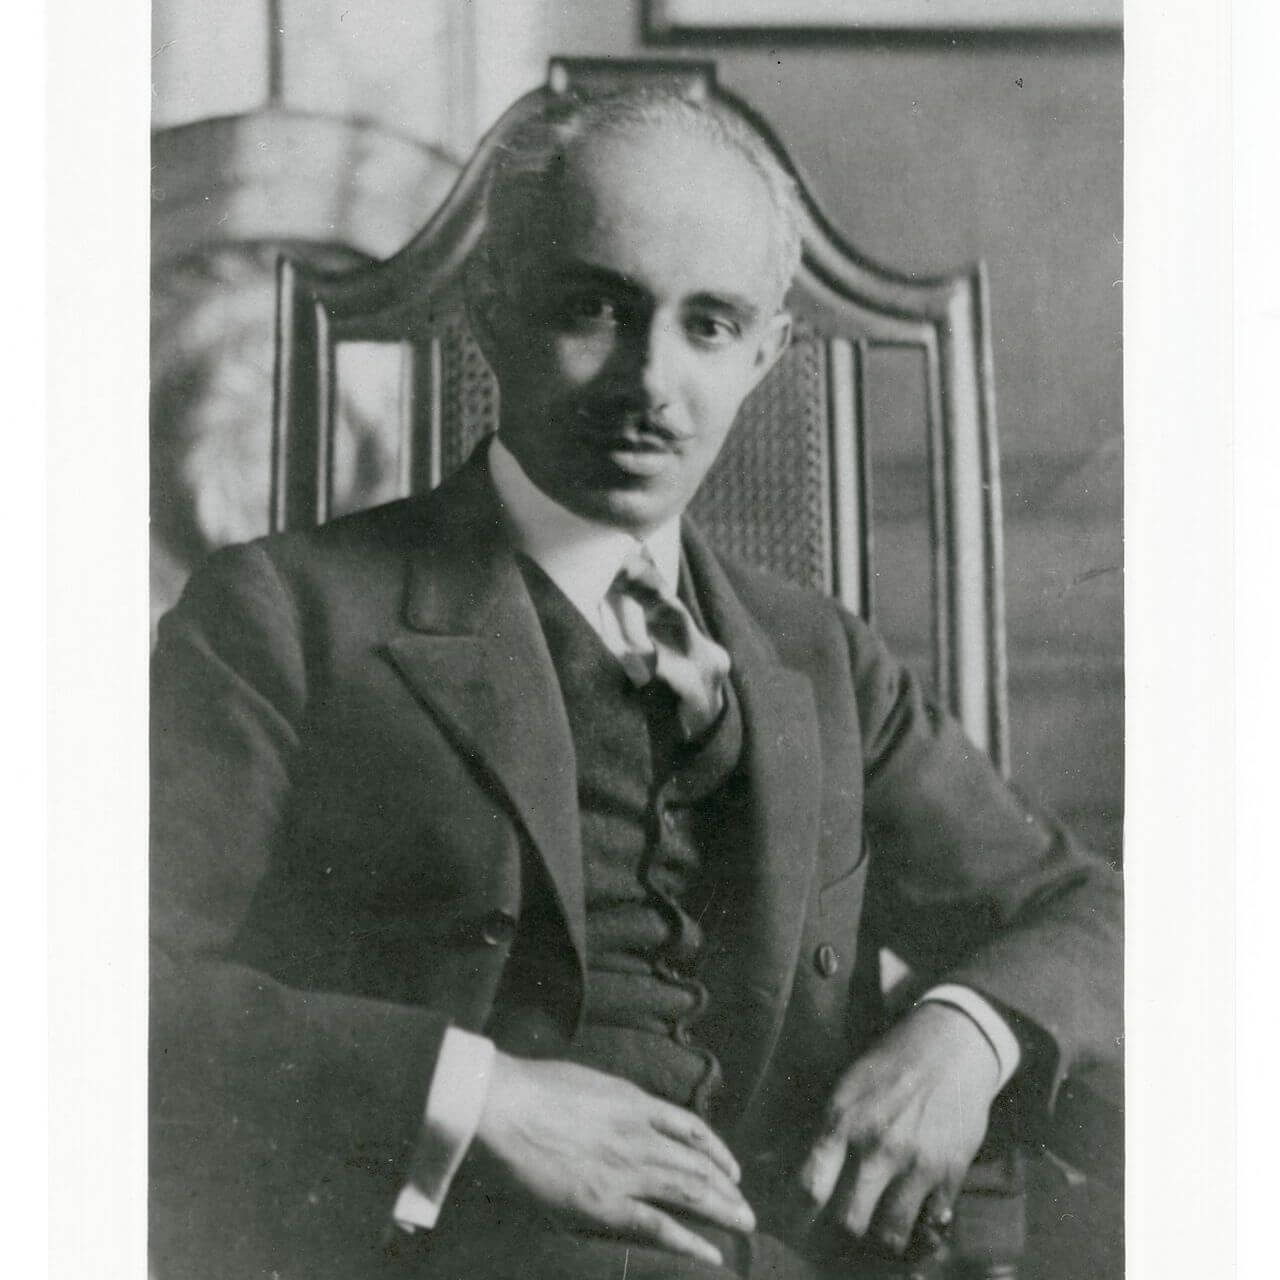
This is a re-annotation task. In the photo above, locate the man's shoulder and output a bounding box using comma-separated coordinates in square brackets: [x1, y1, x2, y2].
[244, 450, 494, 575]
[714, 552, 825, 608]
[253, 495, 437, 566]
[697, 537, 847, 631]
[168, 495, 443, 642]
[206, 483, 469, 585]
[689, 533, 890, 682]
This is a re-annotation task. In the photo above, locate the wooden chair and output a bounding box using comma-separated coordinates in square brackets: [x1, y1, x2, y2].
[271, 55, 1031, 1279]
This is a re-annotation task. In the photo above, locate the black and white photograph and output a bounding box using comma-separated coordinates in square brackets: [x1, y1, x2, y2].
[142, 3, 1130, 1279]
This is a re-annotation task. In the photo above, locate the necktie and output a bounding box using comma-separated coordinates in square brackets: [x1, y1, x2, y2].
[606, 545, 732, 740]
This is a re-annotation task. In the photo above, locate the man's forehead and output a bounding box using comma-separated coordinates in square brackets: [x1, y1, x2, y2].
[528, 125, 782, 304]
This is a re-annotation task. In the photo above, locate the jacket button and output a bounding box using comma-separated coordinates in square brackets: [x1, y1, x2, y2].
[479, 910, 517, 947]
[814, 944, 840, 978]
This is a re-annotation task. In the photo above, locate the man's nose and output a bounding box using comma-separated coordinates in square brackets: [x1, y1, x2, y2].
[624, 315, 679, 407]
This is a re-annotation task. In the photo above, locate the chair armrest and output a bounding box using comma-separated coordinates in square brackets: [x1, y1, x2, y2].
[1038, 1062, 1124, 1188]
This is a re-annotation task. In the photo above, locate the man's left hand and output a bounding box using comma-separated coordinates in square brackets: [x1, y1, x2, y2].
[795, 1001, 1001, 1255]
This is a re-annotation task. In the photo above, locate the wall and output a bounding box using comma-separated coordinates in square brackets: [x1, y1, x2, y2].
[543, 6, 1124, 862]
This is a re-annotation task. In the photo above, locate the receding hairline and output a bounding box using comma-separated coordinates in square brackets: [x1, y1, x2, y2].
[554, 126, 789, 255]
[476, 89, 804, 308]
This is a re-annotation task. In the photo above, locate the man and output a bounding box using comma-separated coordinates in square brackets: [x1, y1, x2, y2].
[150, 87, 1120, 1280]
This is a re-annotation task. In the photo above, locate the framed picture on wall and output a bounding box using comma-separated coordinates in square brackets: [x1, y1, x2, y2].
[646, 0, 1123, 36]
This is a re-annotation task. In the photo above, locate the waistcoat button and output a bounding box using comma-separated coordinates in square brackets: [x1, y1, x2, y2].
[479, 910, 517, 947]
[814, 943, 840, 978]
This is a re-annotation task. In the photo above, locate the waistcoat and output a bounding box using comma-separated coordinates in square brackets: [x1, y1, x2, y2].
[486, 557, 744, 1116]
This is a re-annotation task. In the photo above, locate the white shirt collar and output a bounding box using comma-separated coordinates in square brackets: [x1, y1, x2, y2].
[488, 435, 683, 622]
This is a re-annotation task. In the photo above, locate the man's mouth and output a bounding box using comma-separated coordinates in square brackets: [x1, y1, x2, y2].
[579, 409, 689, 449]
[608, 429, 673, 451]
[568, 407, 692, 478]
[575, 415, 685, 478]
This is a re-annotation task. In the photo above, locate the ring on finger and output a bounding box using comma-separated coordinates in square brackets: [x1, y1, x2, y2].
[921, 1192, 954, 1235]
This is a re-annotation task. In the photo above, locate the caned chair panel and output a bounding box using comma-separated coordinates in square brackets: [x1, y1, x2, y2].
[272, 56, 1009, 775]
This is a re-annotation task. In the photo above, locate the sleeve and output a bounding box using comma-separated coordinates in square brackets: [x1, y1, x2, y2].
[917, 984, 1021, 1090]
[843, 608, 1122, 1121]
[150, 543, 457, 1232]
[392, 1028, 497, 1232]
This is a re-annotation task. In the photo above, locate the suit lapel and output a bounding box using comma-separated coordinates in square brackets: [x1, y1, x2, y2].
[380, 459, 825, 1091]
[682, 525, 825, 1112]
[383, 456, 587, 973]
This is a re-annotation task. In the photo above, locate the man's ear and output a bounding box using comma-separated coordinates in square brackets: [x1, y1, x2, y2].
[748, 310, 793, 391]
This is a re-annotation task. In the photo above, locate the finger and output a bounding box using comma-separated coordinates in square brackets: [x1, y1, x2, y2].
[872, 1168, 935, 1255]
[835, 1153, 897, 1240]
[647, 1134, 752, 1213]
[619, 1201, 724, 1268]
[650, 1105, 741, 1183]
[796, 1125, 848, 1212]
[644, 1165, 757, 1236]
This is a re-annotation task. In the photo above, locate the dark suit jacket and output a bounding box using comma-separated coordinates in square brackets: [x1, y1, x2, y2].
[150, 447, 1120, 1277]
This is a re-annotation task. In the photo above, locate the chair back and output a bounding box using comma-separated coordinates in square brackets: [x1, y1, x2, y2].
[272, 56, 1008, 771]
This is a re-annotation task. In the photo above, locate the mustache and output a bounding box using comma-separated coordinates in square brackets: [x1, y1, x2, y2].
[574, 402, 691, 442]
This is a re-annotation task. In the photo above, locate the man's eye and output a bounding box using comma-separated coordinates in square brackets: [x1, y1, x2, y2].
[562, 294, 618, 325]
[686, 314, 739, 345]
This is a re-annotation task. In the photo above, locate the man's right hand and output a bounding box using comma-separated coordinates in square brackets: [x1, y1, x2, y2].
[474, 1053, 755, 1268]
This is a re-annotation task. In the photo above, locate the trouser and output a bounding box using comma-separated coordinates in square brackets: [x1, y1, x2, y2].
[378, 1165, 907, 1280]
[382, 1209, 852, 1280]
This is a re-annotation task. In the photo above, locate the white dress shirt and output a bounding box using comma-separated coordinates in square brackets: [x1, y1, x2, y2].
[392, 436, 1019, 1232]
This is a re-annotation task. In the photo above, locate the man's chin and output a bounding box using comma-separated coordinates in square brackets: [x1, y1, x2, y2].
[566, 483, 686, 535]
[507, 445, 691, 533]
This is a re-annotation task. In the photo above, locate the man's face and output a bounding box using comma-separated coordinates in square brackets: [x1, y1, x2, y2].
[476, 125, 792, 534]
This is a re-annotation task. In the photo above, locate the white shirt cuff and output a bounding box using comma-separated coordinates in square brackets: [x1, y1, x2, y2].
[392, 1027, 496, 1233]
[917, 984, 1022, 1091]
